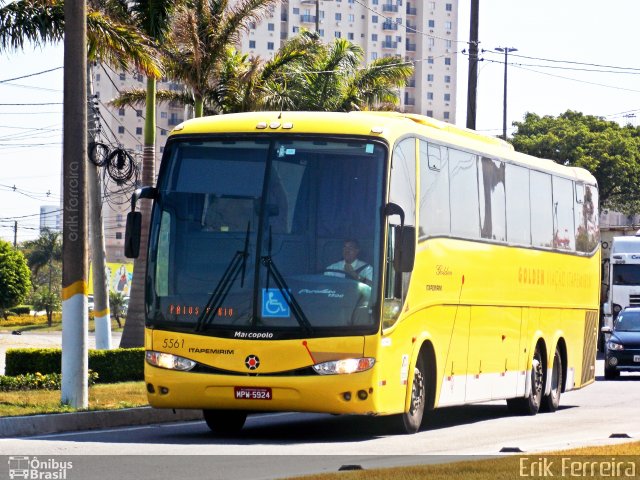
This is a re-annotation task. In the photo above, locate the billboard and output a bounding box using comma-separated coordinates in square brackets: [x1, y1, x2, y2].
[88, 262, 133, 296]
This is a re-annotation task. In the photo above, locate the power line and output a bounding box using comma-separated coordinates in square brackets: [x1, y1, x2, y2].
[0, 66, 63, 83]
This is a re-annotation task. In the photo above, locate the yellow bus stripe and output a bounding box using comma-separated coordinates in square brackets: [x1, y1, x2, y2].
[62, 281, 88, 301]
[93, 308, 110, 318]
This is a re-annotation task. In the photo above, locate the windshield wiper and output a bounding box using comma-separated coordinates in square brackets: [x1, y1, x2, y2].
[259, 228, 313, 335]
[195, 221, 250, 332]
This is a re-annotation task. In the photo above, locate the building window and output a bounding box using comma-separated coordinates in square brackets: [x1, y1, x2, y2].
[348, 32, 354, 40]
[427, 92, 433, 100]
[443, 112, 450, 120]
[444, 75, 451, 83]
[427, 110, 433, 117]
[116, 232, 122, 240]
[445, 21, 452, 30]
[160, 111, 167, 119]
[293, 7, 299, 13]
[118, 126, 125, 134]
[372, 15, 378, 23]
[118, 108, 125, 116]
[427, 56, 434, 64]
[446, 39, 452, 48]
[445, 57, 451, 65]
[372, 33, 378, 41]
[428, 38, 435, 47]
[446, 3, 453, 11]
[268, 23, 274, 31]
[267, 42, 274, 50]
[136, 109, 142, 117]
[249, 40, 256, 48]
[428, 20, 435, 28]
[160, 129, 167, 136]
[444, 93, 451, 101]
[371, 52, 378, 60]
[116, 214, 123, 222]
[95, 74, 101, 81]
[136, 127, 143, 135]
[119, 73, 125, 81]
[293, 26, 300, 33]
[335, 31, 341, 38]
[348, 14, 354, 22]
[335, 13, 342, 20]
[427, 74, 434, 82]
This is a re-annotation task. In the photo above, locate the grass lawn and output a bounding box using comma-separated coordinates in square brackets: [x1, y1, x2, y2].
[292, 442, 640, 480]
[0, 381, 147, 417]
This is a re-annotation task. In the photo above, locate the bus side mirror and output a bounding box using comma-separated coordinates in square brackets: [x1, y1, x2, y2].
[394, 225, 416, 273]
[125, 211, 142, 258]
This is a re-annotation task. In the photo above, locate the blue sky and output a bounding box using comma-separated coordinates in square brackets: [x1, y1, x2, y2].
[2, 0, 640, 242]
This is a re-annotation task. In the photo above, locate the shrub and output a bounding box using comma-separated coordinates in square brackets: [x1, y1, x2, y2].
[0, 371, 99, 391]
[5, 348, 144, 383]
[8, 305, 32, 316]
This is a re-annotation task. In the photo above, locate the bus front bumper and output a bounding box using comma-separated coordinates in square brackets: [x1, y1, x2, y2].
[144, 365, 389, 415]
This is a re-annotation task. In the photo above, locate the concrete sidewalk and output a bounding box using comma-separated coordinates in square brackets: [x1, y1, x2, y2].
[0, 407, 203, 438]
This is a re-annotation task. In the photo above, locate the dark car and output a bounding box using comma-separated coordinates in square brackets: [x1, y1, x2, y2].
[601, 307, 640, 380]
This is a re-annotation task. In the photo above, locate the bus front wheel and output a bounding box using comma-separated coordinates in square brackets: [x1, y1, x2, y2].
[507, 345, 544, 415]
[389, 354, 426, 434]
[203, 409, 247, 435]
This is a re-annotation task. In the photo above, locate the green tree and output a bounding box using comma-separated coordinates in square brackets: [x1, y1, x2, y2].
[511, 110, 640, 213]
[22, 230, 62, 325]
[0, 240, 31, 320]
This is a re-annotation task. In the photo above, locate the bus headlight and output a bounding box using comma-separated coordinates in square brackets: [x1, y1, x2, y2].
[607, 341, 625, 351]
[146, 351, 196, 371]
[312, 358, 375, 375]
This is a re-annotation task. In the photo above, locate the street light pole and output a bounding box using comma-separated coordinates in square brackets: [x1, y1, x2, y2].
[495, 46, 517, 140]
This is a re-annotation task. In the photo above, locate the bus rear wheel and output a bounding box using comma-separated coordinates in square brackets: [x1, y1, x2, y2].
[540, 346, 563, 412]
[507, 345, 544, 415]
[203, 409, 247, 435]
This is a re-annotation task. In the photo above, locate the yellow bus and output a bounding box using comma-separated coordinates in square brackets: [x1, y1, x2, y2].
[125, 111, 600, 434]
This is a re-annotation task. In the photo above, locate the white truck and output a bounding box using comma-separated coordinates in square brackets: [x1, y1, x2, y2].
[602, 234, 640, 333]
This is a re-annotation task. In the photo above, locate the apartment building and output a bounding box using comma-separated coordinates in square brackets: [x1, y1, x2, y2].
[240, 0, 459, 120]
[93, 0, 458, 262]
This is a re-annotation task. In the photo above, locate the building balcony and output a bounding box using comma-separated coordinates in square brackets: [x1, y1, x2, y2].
[406, 42, 416, 51]
[300, 15, 316, 23]
[406, 6, 417, 15]
[404, 97, 416, 106]
[382, 4, 398, 12]
[406, 22, 417, 32]
[381, 41, 398, 49]
[406, 79, 416, 88]
[281, 13, 288, 21]
[168, 118, 184, 126]
[381, 21, 398, 31]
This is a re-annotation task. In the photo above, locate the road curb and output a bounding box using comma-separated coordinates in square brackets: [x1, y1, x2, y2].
[0, 407, 203, 438]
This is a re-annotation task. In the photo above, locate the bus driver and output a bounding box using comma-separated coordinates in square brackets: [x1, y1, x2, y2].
[324, 239, 373, 285]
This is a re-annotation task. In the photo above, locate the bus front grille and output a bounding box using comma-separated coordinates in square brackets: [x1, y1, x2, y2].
[629, 294, 640, 306]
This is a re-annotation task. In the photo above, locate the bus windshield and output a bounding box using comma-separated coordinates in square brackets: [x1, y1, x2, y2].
[146, 136, 386, 336]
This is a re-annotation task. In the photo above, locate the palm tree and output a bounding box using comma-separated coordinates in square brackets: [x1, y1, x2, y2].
[118, 0, 180, 348]
[0, 0, 161, 76]
[111, 0, 280, 118]
[283, 32, 414, 112]
[22, 229, 62, 326]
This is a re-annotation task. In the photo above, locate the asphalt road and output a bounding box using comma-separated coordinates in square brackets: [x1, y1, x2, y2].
[1, 358, 638, 480]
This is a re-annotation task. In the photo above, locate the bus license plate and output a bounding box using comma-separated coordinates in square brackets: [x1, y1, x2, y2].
[234, 387, 272, 400]
[634, 355, 640, 363]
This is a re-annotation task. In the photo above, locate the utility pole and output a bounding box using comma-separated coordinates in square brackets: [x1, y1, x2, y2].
[495, 46, 517, 140]
[61, 0, 89, 408]
[315, 0, 320, 33]
[13, 221, 17, 248]
[466, 0, 479, 130]
[87, 68, 112, 350]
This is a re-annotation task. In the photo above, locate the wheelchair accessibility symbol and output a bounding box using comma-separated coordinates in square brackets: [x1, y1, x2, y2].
[262, 289, 290, 318]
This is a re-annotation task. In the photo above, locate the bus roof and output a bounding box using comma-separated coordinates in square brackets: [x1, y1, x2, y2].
[612, 235, 640, 254]
[171, 111, 597, 185]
